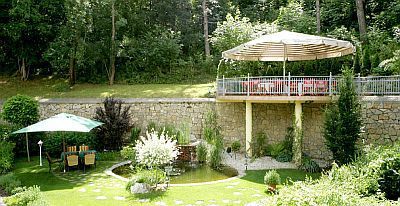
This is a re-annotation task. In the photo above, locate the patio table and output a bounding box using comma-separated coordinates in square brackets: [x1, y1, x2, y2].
[61, 150, 97, 161]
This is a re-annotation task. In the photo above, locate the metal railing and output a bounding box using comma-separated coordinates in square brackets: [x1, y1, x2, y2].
[217, 73, 400, 97]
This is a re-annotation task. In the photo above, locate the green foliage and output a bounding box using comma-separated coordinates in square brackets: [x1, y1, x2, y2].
[95, 151, 122, 161]
[378, 157, 400, 200]
[126, 168, 167, 189]
[231, 141, 241, 153]
[251, 132, 268, 157]
[0, 173, 21, 195]
[176, 123, 190, 145]
[362, 45, 372, 75]
[2, 95, 39, 127]
[95, 97, 131, 151]
[43, 132, 96, 157]
[274, 1, 316, 34]
[130, 127, 141, 146]
[264, 170, 281, 185]
[298, 156, 321, 173]
[196, 142, 207, 163]
[0, 141, 16, 174]
[203, 111, 223, 169]
[260, 143, 400, 205]
[120, 146, 136, 162]
[324, 68, 362, 165]
[265, 143, 284, 157]
[145, 122, 190, 145]
[4, 185, 48, 206]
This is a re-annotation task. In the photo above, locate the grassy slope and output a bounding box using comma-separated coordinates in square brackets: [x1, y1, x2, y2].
[0, 76, 214, 99]
[12, 157, 320, 206]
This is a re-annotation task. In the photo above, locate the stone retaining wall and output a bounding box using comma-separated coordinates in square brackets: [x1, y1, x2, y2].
[1, 96, 400, 163]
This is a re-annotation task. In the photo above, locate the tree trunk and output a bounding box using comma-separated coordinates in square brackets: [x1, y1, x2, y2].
[316, 0, 321, 34]
[203, 0, 210, 57]
[68, 55, 75, 86]
[20, 57, 28, 81]
[109, 0, 116, 85]
[355, 0, 367, 42]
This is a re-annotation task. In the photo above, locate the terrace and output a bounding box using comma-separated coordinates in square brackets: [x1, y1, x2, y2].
[216, 74, 400, 158]
[216, 74, 400, 103]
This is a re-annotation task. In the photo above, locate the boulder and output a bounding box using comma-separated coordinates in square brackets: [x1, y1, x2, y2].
[130, 183, 151, 194]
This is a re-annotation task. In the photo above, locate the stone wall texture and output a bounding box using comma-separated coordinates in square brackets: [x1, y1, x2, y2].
[1, 96, 400, 163]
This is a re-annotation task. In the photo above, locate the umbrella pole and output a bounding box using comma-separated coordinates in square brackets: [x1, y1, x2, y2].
[26, 133, 30, 162]
[63, 134, 66, 173]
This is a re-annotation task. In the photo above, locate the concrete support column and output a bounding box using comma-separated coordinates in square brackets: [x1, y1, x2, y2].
[293, 101, 303, 166]
[245, 101, 252, 156]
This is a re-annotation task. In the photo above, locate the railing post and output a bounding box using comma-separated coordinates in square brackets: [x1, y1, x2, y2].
[288, 72, 291, 96]
[222, 75, 225, 96]
[329, 72, 332, 96]
[247, 73, 250, 96]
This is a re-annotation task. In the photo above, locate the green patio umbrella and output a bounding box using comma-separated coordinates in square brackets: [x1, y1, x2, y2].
[13, 113, 103, 171]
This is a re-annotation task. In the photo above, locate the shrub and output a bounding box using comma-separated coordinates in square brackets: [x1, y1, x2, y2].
[135, 130, 179, 168]
[264, 170, 281, 188]
[4, 185, 48, 206]
[209, 144, 223, 169]
[1, 94, 39, 127]
[96, 151, 122, 161]
[196, 142, 207, 163]
[231, 141, 241, 153]
[324, 68, 362, 165]
[0, 123, 19, 141]
[378, 157, 400, 200]
[252, 132, 267, 157]
[43, 132, 96, 157]
[120, 146, 136, 162]
[202, 111, 224, 169]
[258, 143, 400, 205]
[265, 142, 284, 157]
[0, 141, 16, 174]
[298, 156, 321, 173]
[95, 97, 131, 151]
[0, 173, 21, 195]
[130, 127, 141, 146]
[126, 168, 167, 190]
[176, 123, 190, 145]
[2, 95, 39, 161]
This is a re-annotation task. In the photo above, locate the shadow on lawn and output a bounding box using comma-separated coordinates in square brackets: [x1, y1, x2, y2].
[13, 156, 117, 192]
[127, 190, 167, 202]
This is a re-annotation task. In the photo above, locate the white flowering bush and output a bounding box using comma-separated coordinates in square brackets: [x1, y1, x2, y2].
[135, 130, 180, 168]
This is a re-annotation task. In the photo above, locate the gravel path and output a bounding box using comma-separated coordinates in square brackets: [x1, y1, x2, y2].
[222, 152, 296, 176]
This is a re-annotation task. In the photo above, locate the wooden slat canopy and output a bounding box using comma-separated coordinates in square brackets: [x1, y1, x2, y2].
[222, 30, 355, 62]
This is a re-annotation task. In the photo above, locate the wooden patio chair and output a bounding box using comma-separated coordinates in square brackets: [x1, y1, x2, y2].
[83, 153, 96, 172]
[79, 145, 89, 151]
[66, 154, 79, 171]
[67, 146, 77, 152]
[45, 152, 62, 173]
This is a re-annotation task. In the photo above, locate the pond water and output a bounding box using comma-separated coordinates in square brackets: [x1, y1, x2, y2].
[112, 163, 238, 184]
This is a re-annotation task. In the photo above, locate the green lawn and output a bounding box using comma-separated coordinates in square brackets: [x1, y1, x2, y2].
[11, 156, 321, 206]
[0, 77, 214, 99]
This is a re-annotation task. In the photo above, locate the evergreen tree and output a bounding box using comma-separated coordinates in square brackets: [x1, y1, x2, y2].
[324, 68, 362, 165]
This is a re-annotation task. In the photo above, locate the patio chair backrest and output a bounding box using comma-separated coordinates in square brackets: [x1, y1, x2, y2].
[84, 153, 95, 165]
[79, 145, 89, 151]
[67, 146, 77, 152]
[67, 155, 78, 166]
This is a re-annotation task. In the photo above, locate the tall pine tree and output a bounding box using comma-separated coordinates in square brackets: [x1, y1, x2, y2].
[324, 68, 362, 165]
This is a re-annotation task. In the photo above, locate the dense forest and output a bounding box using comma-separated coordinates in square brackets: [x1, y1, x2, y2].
[0, 0, 399, 85]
